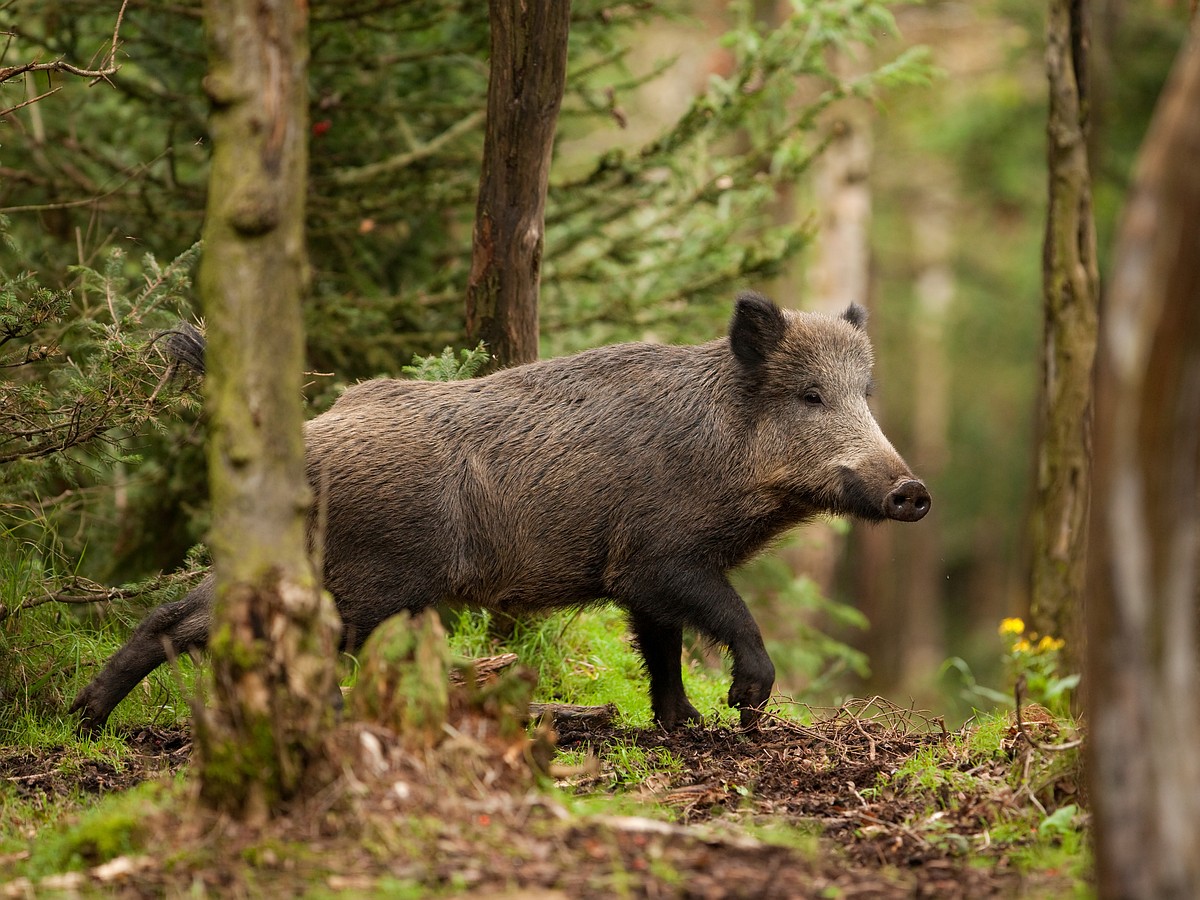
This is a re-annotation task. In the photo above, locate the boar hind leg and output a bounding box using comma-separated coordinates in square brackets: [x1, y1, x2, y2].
[632, 569, 775, 728]
[629, 611, 702, 730]
[70, 577, 214, 734]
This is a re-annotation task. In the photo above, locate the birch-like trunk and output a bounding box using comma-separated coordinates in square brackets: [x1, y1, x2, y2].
[1088, 27, 1200, 897]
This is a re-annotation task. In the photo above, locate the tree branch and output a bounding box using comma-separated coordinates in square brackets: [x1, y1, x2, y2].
[328, 109, 485, 186]
[0, 0, 129, 113]
[0, 571, 198, 624]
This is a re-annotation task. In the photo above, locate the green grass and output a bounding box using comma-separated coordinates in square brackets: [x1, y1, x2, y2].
[3, 567, 734, 749]
[556, 737, 685, 793]
[878, 709, 1090, 887]
[1, 525, 201, 748]
[0, 785, 82, 859]
[0, 601, 198, 747]
[889, 742, 980, 802]
[20, 779, 177, 877]
[0, 636, 1093, 896]
[2, 536, 1091, 896]
[737, 819, 822, 854]
[446, 605, 737, 728]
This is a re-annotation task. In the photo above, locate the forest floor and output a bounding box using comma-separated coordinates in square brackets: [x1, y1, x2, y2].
[1, 695, 1087, 898]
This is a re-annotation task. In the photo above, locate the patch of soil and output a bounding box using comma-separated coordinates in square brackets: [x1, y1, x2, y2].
[2, 726, 190, 799]
[556, 703, 1032, 898]
[1, 702, 1081, 898]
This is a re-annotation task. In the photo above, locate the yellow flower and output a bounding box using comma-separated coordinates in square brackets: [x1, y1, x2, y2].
[999, 617, 1025, 636]
[1013, 639, 1032, 653]
[1037, 635, 1065, 653]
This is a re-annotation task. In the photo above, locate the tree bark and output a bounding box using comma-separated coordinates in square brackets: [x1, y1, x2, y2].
[1087, 28, 1200, 899]
[194, 0, 340, 821]
[897, 182, 953, 691]
[1028, 0, 1100, 666]
[788, 116, 873, 593]
[808, 119, 873, 317]
[853, 178, 951, 700]
[466, 0, 572, 369]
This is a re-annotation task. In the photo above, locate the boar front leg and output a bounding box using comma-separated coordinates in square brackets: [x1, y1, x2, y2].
[629, 611, 702, 729]
[630, 568, 776, 728]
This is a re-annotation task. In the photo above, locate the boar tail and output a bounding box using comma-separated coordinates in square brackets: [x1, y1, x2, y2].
[153, 321, 207, 378]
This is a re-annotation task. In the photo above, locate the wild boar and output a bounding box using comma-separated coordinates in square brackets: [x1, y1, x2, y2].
[72, 292, 929, 732]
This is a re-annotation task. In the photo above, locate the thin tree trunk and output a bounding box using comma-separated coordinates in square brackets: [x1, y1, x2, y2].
[808, 119, 873, 317]
[897, 183, 952, 691]
[854, 180, 951, 700]
[773, 115, 873, 680]
[466, 0, 572, 369]
[1029, 0, 1099, 665]
[1087, 28, 1200, 898]
[194, 0, 340, 821]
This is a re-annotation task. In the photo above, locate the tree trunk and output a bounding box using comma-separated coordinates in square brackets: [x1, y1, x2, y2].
[194, 0, 340, 821]
[853, 178, 951, 700]
[807, 119, 873, 317]
[1087, 28, 1200, 899]
[1028, 0, 1100, 667]
[896, 181, 953, 692]
[466, 0, 572, 369]
[785, 115, 873, 599]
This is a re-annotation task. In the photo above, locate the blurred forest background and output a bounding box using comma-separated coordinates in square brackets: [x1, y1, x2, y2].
[0, 0, 1191, 725]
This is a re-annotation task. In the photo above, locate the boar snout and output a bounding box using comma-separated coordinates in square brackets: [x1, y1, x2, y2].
[885, 479, 931, 522]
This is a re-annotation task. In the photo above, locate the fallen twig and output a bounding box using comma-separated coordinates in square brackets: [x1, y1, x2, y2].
[1014, 676, 1083, 752]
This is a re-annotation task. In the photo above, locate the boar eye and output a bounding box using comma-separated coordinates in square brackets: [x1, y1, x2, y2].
[802, 388, 824, 407]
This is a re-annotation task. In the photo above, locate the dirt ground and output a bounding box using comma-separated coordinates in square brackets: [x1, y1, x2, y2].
[2, 700, 1084, 898]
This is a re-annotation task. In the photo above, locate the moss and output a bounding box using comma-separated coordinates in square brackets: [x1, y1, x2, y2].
[350, 610, 450, 747]
[738, 820, 823, 855]
[195, 706, 285, 814]
[27, 781, 173, 876]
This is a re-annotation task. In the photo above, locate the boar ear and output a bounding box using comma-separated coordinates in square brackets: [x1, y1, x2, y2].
[730, 291, 786, 368]
[841, 303, 868, 330]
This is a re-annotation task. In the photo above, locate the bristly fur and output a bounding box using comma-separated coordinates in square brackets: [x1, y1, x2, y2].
[160, 321, 207, 376]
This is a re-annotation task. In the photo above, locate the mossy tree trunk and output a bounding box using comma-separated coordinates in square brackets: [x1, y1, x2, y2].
[466, 0, 571, 369]
[194, 0, 340, 821]
[1087, 27, 1200, 898]
[1028, 0, 1099, 666]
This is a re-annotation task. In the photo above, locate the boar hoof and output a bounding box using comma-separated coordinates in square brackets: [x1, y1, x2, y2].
[738, 706, 763, 729]
[728, 671, 773, 726]
[655, 699, 703, 731]
[69, 688, 110, 737]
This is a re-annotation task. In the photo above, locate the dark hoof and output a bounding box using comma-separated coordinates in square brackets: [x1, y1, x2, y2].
[729, 670, 773, 729]
[69, 688, 110, 736]
[654, 700, 703, 731]
[738, 705, 763, 729]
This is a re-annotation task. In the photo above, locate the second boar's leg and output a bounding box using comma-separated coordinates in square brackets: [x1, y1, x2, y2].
[629, 611, 703, 729]
[630, 568, 775, 728]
